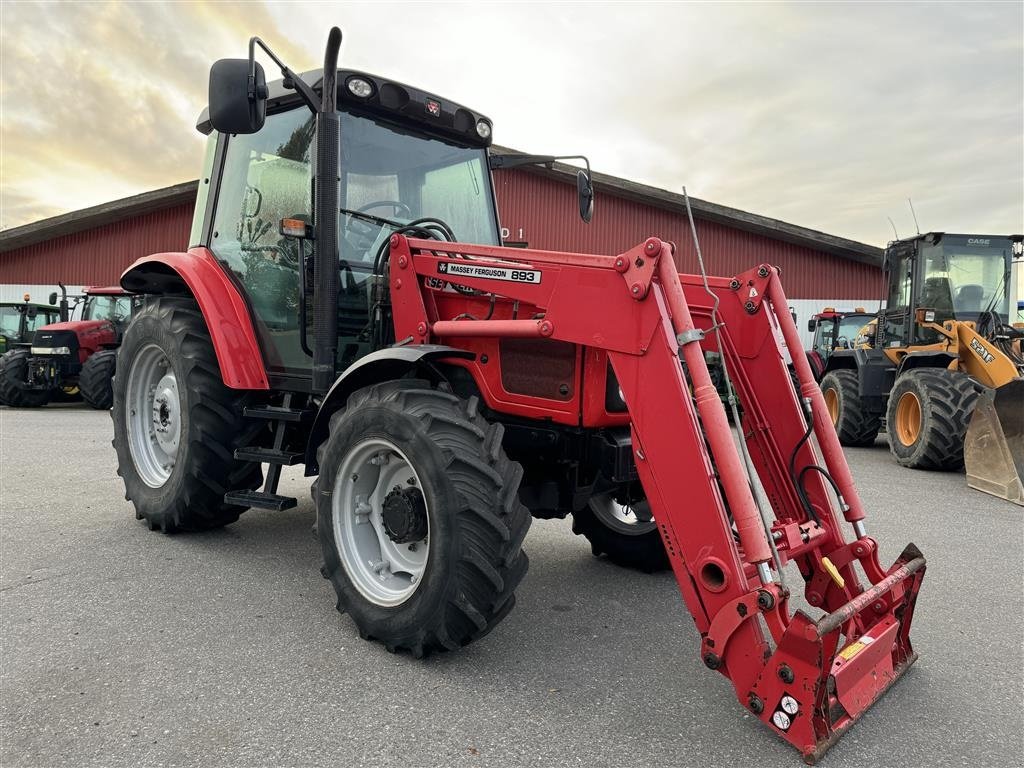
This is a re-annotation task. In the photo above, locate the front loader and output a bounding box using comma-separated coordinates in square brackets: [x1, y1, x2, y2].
[112, 28, 928, 762]
[819, 232, 1024, 504]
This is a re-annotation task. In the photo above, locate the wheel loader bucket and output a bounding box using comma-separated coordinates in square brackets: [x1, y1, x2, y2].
[965, 380, 1024, 506]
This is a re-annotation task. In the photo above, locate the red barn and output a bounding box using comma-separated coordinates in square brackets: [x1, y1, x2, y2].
[0, 152, 882, 346]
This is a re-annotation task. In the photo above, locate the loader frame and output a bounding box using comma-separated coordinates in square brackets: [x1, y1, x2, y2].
[386, 233, 925, 762]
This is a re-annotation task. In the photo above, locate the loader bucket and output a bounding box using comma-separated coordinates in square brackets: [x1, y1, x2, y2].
[965, 380, 1024, 506]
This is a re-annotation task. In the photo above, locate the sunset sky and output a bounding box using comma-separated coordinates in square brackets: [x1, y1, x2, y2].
[1, 1, 1021, 246]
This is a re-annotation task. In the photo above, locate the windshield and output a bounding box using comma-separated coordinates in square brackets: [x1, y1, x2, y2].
[918, 236, 1012, 320]
[838, 314, 872, 343]
[0, 307, 21, 336]
[84, 296, 132, 323]
[340, 111, 498, 263]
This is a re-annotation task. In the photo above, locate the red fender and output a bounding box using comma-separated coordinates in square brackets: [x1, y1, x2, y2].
[120, 247, 268, 390]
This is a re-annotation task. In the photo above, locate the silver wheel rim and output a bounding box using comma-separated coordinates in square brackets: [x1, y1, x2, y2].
[126, 344, 180, 488]
[332, 438, 429, 607]
[588, 493, 656, 536]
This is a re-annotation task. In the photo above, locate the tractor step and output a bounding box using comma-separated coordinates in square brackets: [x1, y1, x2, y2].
[243, 405, 312, 422]
[234, 446, 304, 465]
[224, 489, 298, 511]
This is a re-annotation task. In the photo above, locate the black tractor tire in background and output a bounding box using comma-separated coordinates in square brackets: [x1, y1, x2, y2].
[0, 349, 51, 408]
[315, 379, 531, 657]
[571, 496, 669, 573]
[80, 349, 118, 409]
[111, 297, 264, 532]
[820, 369, 881, 447]
[886, 368, 981, 470]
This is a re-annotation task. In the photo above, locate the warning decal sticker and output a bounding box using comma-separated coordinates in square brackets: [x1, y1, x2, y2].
[437, 261, 541, 284]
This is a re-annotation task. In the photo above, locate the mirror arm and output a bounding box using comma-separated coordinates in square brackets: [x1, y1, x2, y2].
[248, 36, 319, 114]
[489, 153, 591, 176]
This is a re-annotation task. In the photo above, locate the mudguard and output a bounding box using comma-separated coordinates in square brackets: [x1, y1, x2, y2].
[120, 247, 268, 390]
[304, 345, 474, 474]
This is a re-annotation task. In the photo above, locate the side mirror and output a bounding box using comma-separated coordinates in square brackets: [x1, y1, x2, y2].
[577, 170, 594, 224]
[789, 308, 797, 325]
[209, 59, 267, 134]
[48, 292, 57, 305]
[807, 318, 816, 333]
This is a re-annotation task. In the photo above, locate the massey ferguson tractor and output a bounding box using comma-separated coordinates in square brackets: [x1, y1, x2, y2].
[0, 286, 140, 409]
[112, 29, 929, 762]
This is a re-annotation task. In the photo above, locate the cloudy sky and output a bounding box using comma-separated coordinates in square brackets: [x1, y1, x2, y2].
[1, 1, 1021, 245]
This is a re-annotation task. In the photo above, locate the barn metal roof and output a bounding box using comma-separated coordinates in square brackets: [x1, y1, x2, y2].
[0, 151, 883, 266]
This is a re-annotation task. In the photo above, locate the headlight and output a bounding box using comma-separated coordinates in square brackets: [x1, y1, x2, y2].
[476, 119, 492, 139]
[346, 77, 374, 98]
[31, 346, 71, 355]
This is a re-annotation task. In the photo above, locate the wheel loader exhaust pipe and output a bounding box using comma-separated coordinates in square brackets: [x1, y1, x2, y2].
[965, 380, 1024, 506]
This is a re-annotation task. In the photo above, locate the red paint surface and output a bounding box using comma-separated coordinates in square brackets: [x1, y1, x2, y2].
[120, 248, 268, 390]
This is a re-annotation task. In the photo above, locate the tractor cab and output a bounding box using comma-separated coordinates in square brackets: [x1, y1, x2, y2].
[806, 307, 875, 379]
[188, 61, 591, 388]
[0, 298, 60, 355]
[881, 232, 1020, 347]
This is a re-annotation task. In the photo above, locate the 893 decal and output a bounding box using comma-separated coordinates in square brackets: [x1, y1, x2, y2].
[437, 261, 541, 284]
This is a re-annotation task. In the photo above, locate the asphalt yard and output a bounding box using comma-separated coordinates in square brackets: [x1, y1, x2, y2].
[2, 403, 1021, 767]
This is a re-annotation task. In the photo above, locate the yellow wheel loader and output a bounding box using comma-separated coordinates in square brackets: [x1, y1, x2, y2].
[819, 232, 1023, 505]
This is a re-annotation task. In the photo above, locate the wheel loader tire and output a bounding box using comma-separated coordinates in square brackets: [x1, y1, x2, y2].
[315, 379, 530, 657]
[111, 297, 263, 533]
[886, 368, 981, 470]
[80, 349, 117, 409]
[571, 493, 669, 573]
[820, 369, 880, 447]
[0, 349, 51, 408]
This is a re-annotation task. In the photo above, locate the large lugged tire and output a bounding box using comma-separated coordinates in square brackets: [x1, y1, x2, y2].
[80, 349, 118, 409]
[820, 369, 881, 447]
[112, 297, 263, 532]
[0, 349, 51, 408]
[571, 493, 669, 572]
[886, 368, 981, 470]
[316, 379, 531, 657]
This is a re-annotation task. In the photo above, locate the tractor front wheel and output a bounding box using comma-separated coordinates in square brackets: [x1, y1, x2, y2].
[886, 368, 980, 470]
[315, 380, 530, 656]
[820, 369, 880, 447]
[0, 349, 51, 408]
[80, 349, 117, 409]
[572, 492, 669, 572]
[112, 297, 263, 532]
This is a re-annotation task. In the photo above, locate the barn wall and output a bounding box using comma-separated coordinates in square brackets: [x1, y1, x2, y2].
[0, 203, 193, 286]
[1, 172, 881, 305]
[493, 171, 882, 300]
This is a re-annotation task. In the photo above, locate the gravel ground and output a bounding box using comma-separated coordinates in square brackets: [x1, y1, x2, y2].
[1, 404, 1022, 768]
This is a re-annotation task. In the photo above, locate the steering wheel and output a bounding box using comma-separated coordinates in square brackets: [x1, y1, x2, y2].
[343, 201, 413, 260]
[358, 200, 412, 217]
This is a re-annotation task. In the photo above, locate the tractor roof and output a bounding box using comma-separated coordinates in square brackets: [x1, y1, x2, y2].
[196, 68, 492, 148]
[84, 286, 128, 296]
[0, 301, 59, 310]
[887, 232, 1023, 248]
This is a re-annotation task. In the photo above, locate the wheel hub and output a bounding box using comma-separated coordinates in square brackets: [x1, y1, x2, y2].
[381, 486, 428, 544]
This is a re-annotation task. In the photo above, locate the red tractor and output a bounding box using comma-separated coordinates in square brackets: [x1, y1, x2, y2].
[112, 30, 927, 762]
[804, 307, 876, 381]
[0, 286, 141, 408]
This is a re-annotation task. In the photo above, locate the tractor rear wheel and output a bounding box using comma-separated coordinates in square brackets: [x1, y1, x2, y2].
[112, 297, 263, 532]
[820, 369, 880, 447]
[0, 349, 51, 408]
[886, 368, 981, 470]
[80, 349, 117, 409]
[572, 493, 669, 572]
[315, 379, 530, 656]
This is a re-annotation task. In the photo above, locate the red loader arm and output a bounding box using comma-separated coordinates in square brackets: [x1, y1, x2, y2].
[389, 234, 926, 763]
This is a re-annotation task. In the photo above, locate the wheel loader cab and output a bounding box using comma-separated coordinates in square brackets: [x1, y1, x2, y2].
[881, 233, 1014, 348]
[194, 69, 500, 383]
